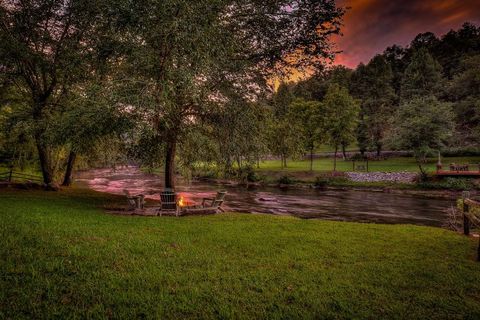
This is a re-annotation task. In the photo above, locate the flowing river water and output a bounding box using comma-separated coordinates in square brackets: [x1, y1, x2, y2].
[77, 167, 455, 227]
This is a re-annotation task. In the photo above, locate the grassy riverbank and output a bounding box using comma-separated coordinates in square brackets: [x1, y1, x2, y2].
[257, 156, 480, 173]
[181, 156, 480, 189]
[1, 188, 480, 319]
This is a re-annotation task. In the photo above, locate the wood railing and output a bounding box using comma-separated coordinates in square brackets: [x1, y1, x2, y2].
[461, 192, 480, 261]
[0, 168, 42, 183]
[436, 164, 480, 176]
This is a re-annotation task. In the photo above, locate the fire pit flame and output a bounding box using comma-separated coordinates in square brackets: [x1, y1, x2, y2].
[178, 196, 186, 207]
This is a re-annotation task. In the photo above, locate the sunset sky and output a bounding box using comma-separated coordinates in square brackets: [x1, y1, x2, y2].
[334, 0, 480, 68]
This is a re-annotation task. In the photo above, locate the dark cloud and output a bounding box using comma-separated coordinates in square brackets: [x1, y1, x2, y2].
[333, 0, 480, 68]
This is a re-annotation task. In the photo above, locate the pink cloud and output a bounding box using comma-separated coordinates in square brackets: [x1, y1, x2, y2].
[333, 0, 480, 68]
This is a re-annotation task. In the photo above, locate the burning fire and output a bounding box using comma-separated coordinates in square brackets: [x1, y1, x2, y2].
[178, 196, 186, 207]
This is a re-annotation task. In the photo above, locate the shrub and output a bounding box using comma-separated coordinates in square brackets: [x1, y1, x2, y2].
[314, 176, 350, 188]
[278, 175, 294, 185]
[314, 177, 329, 187]
[237, 165, 261, 183]
[417, 177, 474, 190]
[444, 178, 472, 190]
[314, 176, 330, 188]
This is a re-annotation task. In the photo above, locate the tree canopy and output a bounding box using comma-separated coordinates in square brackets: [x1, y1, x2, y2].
[321, 84, 359, 170]
[388, 96, 455, 175]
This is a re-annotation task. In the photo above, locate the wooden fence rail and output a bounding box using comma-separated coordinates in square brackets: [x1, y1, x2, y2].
[461, 194, 480, 261]
[0, 168, 42, 183]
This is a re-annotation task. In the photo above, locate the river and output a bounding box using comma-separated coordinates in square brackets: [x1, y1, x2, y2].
[76, 167, 454, 227]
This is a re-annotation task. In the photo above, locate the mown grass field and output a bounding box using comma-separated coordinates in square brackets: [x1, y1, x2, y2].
[257, 156, 480, 173]
[1, 188, 480, 319]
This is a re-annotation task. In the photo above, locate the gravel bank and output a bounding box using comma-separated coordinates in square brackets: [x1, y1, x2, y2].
[345, 171, 418, 183]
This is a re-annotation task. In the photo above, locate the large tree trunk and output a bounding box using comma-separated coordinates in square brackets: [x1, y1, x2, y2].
[33, 100, 54, 185]
[35, 137, 54, 185]
[62, 151, 77, 186]
[376, 143, 382, 157]
[225, 156, 232, 177]
[164, 138, 177, 190]
[342, 144, 347, 160]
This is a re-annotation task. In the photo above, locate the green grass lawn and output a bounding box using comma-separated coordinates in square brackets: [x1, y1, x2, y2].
[1, 188, 480, 319]
[258, 156, 480, 173]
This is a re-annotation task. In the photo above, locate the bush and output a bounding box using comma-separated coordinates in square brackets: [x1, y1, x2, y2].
[314, 176, 350, 188]
[193, 169, 218, 180]
[278, 175, 294, 185]
[237, 165, 261, 183]
[417, 177, 474, 190]
[314, 176, 330, 188]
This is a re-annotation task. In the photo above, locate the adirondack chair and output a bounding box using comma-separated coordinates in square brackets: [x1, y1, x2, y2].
[123, 189, 145, 210]
[158, 191, 179, 216]
[201, 191, 227, 212]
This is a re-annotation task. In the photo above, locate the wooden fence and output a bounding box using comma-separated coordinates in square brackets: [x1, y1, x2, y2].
[461, 192, 480, 261]
[0, 168, 42, 183]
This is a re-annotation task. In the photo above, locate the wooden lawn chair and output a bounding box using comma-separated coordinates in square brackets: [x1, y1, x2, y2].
[201, 191, 227, 212]
[158, 191, 179, 216]
[123, 189, 145, 210]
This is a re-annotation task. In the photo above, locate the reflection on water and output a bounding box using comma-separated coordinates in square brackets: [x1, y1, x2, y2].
[77, 167, 453, 227]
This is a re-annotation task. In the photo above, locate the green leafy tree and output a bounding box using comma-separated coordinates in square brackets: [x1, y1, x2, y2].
[382, 45, 408, 95]
[289, 99, 322, 171]
[352, 55, 397, 156]
[267, 114, 304, 169]
[273, 82, 296, 118]
[209, 99, 270, 176]
[294, 65, 352, 102]
[388, 96, 455, 176]
[52, 84, 131, 186]
[401, 48, 444, 101]
[0, 0, 109, 184]
[326, 66, 353, 90]
[113, 0, 344, 189]
[0, 94, 37, 170]
[447, 55, 480, 143]
[431, 23, 480, 79]
[321, 84, 359, 171]
[355, 112, 369, 156]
